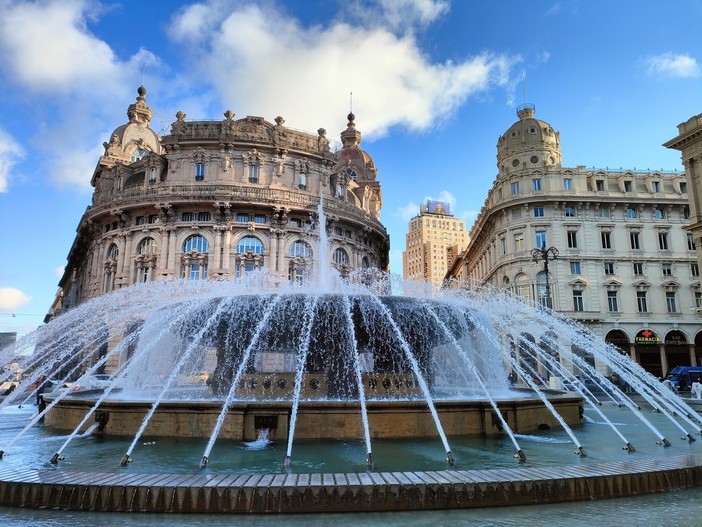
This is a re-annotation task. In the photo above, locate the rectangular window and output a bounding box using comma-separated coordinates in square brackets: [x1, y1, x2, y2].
[532, 179, 541, 191]
[604, 262, 615, 275]
[662, 263, 672, 276]
[696, 292, 702, 309]
[688, 233, 696, 251]
[567, 231, 578, 248]
[655, 208, 665, 219]
[500, 238, 506, 255]
[570, 261, 581, 275]
[135, 216, 146, 225]
[653, 181, 661, 192]
[633, 262, 644, 276]
[533, 207, 545, 217]
[254, 214, 267, 224]
[630, 232, 640, 250]
[601, 231, 612, 249]
[637, 291, 648, 313]
[535, 231, 547, 249]
[563, 178, 573, 191]
[658, 232, 669, 250]
[149, 168, 157, 184]
[624, 180, 633, 192]
[607, 291, 619, 312]
[597, 207, 610, 218]
[572, 291, 583, 312]
[147, 215, 157, 224]
[197, 212, 210, 221]
[684, 207, 691, 219]
[237, 213, 250, 222]
[626, 208, 638, 219]
[195, 163, 205, 181]
[692, 263, 700, 277]
[564, 206, 576, 217]
[181, 212, 193, 222]
[514, 233, 525, 251]
[666, 292, 677, 313]
[596, 180, 605, 191]
[681, 182, 688, 193]
[248, 165, 259, 183]
[511, 181, 520, 194]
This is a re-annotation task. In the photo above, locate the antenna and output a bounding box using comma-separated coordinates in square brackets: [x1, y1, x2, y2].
[350, 91, 353, 113]
[522, 73, 527, 106]
[141, 64, 146, 86]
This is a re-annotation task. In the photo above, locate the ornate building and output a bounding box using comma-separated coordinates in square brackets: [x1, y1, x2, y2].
[48, 86, 389, 318]
[402, 200, 469, 286]
[447, 104, 702, 378]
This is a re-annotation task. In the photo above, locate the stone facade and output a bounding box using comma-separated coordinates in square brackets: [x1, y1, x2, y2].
[48, 87, 389, 318]
[402, 201, 469, 287]
[447, 104, 702, 377]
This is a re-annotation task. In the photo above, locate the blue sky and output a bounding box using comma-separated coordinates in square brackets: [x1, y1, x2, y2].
[1, 0, 701, 335]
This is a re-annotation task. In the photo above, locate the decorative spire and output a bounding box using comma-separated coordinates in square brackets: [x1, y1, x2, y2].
[340, 111, 362, 148]
[127, 85, 154, 125]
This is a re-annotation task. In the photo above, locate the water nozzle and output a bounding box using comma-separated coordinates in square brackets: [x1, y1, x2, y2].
[623, 442, 635, 452]
[575, 446, 587, 457]
[199, 456, 209, 468]
[366, 452, 375, 470]
[446, 451, 455, 467]
[119, 454, 132, 466]
[687, 433, 696, 442]
[50, 453, 60, 464]
[283, 456, 291, 471]
[514, 449, 527, 462]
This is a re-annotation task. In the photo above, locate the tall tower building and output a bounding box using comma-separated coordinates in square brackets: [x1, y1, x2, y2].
[402, 200, 469, 286]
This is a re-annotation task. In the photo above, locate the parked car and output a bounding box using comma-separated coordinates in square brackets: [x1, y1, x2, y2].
[662, 366, 702, 392]
[70, 374, 114, 392]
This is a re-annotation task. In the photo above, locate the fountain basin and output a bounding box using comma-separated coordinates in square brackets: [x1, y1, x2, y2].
[43, 394, 582, 441]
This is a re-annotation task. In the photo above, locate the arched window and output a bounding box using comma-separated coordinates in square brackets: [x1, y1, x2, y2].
[137, 237, 157, 255]
[107, 244, 118, 261]
[182, 235, 209, 280]
[184, 235, 208, 253]
[290, 240, 312, 258]
[333, 248, 349, 266]
[104, 244, 119, 293]
[236, 236, 264, 254]
[361, 256, 370, 269]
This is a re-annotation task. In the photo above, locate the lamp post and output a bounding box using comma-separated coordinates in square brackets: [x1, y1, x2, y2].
[531, 243, 559, 309]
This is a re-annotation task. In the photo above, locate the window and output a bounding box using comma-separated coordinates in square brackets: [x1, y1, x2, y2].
[572, 291, 583, 312]
[597, 207, 610, 218]
[248, 165, 259, 183]
[254, 214, 267, 224]
[624, 180, 633, 192]
[500, 238, 506, 255]
[684, 206, 691, 219]
[637, 291, 648, 313]
[681, 182, 688, 193]
[181, 212, 193, 222]
[652, 181, 661, 192]
[601, 231, 612, 249]
[688, 233, 696, 251]
[532, 179, 541, 191]
[604, 262, 615, 275]
[337, 184, 345, 199]
[197, 212, 210, 222]
[333, 248, 350, 265]
[563, 178, 573, 191]
[135, 216, 146, 225]
[511, 182, 520, 195]
[567, 231, 578, 249]
[633, 262, 644, 276]
[195, 163, 205, 181]
[535, 231, 547, 249]
[692, 263, 700, 277]
[236, 236, 264, 254]
[564, 206, 576, 217]
[654, 208, 666, 220]
[514, 233, 525, 251]
[596, 180, 605, 191]
[184, 235, 208, 253]
[147, 215, 157, 224]
[696, 292, 702, 309]
[290, 240, 312, 258]
[570, 261, 581, 275]
[658, 232, 669, 251]
[666, 292, 678, 313]
[533, 207, 544, 217]
[662, 263, 672, 276]
[137, 237, 157, 255]
[626, 208, 637, 219]
[107, 244, 118, 261]
[630, 232, 640, 250]
[298, 172, 307, 190]
[148, 168, 157, 184]
[237, 213, 250, 223]
[607, 291, 619, 312]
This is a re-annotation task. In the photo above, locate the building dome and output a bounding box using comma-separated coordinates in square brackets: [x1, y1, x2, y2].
[496, 104, 562, 176]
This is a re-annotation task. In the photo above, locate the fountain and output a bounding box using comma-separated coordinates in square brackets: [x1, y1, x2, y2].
[1, 272, 702, 513]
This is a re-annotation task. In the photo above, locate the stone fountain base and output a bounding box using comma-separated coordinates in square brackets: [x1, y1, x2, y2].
[43, 394, 583, 441]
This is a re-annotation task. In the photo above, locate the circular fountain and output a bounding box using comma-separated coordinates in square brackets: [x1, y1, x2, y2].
[1, 276, 702, 513]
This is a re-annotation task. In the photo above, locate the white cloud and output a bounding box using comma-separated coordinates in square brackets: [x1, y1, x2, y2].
[55, 266, 65, 278]
[645, 53, 701, 78]
[169, 1, 519, 140]
[544, 3, 562, 16]
[396, 201, 420, 221]
[0, 128, 24, 192]
[350, 0, 451, 32]
[0, 288, 31, 311]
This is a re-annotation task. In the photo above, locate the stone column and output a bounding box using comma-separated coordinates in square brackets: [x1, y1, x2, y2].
[269, 231, 278, 272]
[222, 229, 231, 273]
[659, 344, 668, 375]
[169, 229, 178, 277]
[690, 343, 697, 366]
[159, 228, 170, 271]
[213, 227, 223, 269]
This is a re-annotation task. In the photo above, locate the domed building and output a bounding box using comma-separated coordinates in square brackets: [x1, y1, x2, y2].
[447, 104, 702, 379]
[49, 86, 389, 316]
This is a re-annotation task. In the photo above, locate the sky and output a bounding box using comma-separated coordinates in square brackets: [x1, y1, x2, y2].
[1, 0, 701, 336]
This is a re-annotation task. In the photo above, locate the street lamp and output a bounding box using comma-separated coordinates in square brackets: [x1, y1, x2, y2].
[531, 243, 559, 309]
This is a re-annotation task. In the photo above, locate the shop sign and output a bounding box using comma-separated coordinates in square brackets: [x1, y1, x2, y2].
[665, 332, 687, 346]
[635, 329, 660, 345]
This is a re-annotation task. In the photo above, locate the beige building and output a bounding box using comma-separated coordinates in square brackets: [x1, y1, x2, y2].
[48, 86, 389, 319]
[447, 104, 702, 377]
[402, 200, 469, 286]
